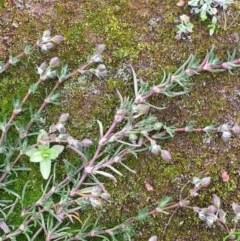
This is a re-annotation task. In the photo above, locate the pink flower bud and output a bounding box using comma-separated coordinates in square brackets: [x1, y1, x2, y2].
[232, 125, 240, 134]
[41, 42, 55, 51]
[51, 35, 64, 44]
[79, 139, 93, 147]
[58, 113, 69, 123]
[37, 62, 47, 75]
[95, 44, 105, 53]
[161, 150, 172, 162]
[90, 53, 102, 63]
[148, 236, 157, 241]
[43, 30, 51, 37]
[49, 57, 59, 67]
[201, 177, 211, 187]
[42, 30, 51, 42]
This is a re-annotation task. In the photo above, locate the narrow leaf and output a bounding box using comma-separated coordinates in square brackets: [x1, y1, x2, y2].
[93, 170, 117, 182]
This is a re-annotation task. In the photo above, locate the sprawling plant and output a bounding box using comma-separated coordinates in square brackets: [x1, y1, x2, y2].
[0, 30, 240, 240]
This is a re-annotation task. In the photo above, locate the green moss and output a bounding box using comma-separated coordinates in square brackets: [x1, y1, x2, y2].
[0, 0, 240, 240]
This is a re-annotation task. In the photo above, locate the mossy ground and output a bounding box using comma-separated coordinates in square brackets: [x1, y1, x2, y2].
[0, 0, 240, 240]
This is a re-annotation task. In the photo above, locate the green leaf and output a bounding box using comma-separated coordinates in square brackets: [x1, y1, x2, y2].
[25, 148, 38, 157]
[38, 144, 50, 151]
[51, 145, 64, 155]
[40, 159, 51, 179]
[209, 27, 214, 36]
[30, 151, 44, 162]
[158, 196, 171, 209]
[47, 148, 59, 159]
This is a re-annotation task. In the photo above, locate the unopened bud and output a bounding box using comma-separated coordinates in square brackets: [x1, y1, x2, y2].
[96, 44, 105, 53]
[100, 192, 111, 200]
[150, 141, 161, 155]
[49, 57, 59, 67]
[90, 53, 102, 63]
[41, 42, 55, 51]
[201, 177, 211, 187]
[212, 194, 221, 209]
[51, 35, 64, 44]
[221, 131, 231, 142]
[96, 64, 107, 78]
[58, 113, 69, 123]
[42, 30, 51, 42]
[43, 30, 51, 38]
[148, 236, 158, 241]
[161, 150, 172, 162]
[80, 139, 93, 147]
[37, 62, 47, 75]
[232, 125, 240, 134]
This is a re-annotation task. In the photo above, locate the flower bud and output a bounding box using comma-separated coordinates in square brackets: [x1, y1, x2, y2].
[201, 177, 211, 187]
[58, 113, 69, 123]
[161, 150, 172, 162]
[41, 42, 55, 51]
[43, 30, 51, 38]
[49, 57, 59, 67]
[148, 236, 157, 241]
[94, 64, 107, 78]
[100, 192, 111, 200]
[90, 53, 102, 63]
[150, 141, 161, 155]
[37, 62, 47, 75]
[232, 125, 240, 134]
[51, 35, 64, 44]
[42, 30, 51, 42]
[79, 139, 93, 147]
[221, 131, 231, 142]
[219, 209, 226, 224]
[95, 44, 105, 53]
[232, 202, 240, 218]
[212, 194, 221, 209]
